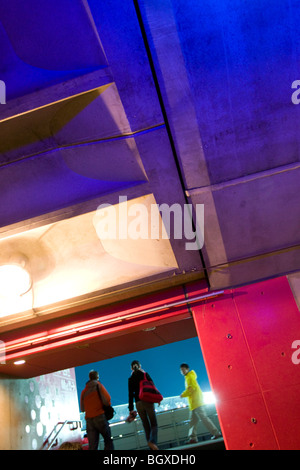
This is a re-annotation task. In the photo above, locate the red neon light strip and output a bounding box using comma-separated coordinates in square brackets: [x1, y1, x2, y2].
[4, 307, 188, 362]
[3, 299, 183, 352]
[5, 330, 102, 362]
[3, 291, 223, 359]
[3, 305, 173, 353]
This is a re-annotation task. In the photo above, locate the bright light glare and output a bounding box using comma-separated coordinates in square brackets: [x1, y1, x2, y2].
[0, 265, 31, 297]
[203, 391, 216, 405]
[0, 265, 32, 318]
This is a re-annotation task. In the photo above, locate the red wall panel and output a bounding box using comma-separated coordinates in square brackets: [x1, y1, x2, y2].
[263, 383, 300, 450]
[190, 293, 261, 402]
[192, 276, 300, 450]
[233, 277, 300, 391]
[217, 394, 279, 450]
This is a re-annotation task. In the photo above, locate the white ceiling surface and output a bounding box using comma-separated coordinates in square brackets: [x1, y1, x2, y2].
[0, 194, 178, 320]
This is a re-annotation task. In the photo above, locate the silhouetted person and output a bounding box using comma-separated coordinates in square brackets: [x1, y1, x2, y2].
[80, 370, 114, 450]
[180, 363, 221, 443]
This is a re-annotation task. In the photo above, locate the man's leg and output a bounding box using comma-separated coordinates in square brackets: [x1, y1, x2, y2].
[187, 409, 199, 442]
[93, 414, 114, 450]
[136, 400, 151, 442]
[195, 406, 221, 437]
[143, 401, 158, 446]
[86, 417, 100, 450]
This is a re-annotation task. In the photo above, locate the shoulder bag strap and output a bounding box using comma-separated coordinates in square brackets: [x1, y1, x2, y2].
[97, 382, 109, 406]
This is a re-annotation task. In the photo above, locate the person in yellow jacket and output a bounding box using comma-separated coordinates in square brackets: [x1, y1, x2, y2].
[180, 363, 221, 443]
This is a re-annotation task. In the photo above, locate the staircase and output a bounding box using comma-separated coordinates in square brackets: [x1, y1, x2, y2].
[40, 420, 82, 450]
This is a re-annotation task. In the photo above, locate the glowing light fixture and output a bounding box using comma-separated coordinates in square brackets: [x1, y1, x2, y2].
[0, 264, 31, 298]
[14, 359, 26, 365]
[0, 264, 32, 318]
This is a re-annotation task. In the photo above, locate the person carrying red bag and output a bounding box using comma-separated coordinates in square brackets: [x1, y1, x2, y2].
[128, 360, 160, 450]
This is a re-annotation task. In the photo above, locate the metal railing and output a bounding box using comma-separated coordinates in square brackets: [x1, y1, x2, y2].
[41, 405, 221, 450]
[81, 404, 221, 450]
[40, 420, 82, 450]
[109, 407, 221, 450]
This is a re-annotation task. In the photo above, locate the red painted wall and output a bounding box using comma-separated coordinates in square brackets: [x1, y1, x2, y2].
[190, 276, 300, 450]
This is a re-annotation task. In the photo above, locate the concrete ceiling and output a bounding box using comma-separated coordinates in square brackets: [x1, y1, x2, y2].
[0, 0, 299, 374]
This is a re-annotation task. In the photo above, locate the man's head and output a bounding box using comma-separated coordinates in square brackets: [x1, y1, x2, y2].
[131, 360, 141, 371]
[89, 370, 99, 381]
[180, 363, 190, 376]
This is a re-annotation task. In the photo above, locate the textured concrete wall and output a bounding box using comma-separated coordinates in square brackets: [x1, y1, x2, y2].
[0, 368, 81, 450]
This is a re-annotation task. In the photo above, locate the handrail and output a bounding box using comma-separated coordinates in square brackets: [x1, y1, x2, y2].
[82, 406, 221, 450]
[40, 420, 82, 450]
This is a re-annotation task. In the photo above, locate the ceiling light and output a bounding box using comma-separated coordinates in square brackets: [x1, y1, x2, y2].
[14, 359, 26, 365]
[0, 264, 31, 297]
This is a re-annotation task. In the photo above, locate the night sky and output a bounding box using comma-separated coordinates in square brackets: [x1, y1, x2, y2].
[75, 337, 211, 407]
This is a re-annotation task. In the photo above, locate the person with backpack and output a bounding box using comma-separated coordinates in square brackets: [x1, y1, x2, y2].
[128, 360, 160, 450]
[80, 370, 114, 450]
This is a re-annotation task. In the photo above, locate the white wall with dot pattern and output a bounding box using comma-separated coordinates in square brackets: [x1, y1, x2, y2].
[0, 368, 81, 450]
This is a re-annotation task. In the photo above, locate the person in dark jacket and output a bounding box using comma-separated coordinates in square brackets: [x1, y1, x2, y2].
[128, 360, 159, 450]
[80, 370, 114, 450]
